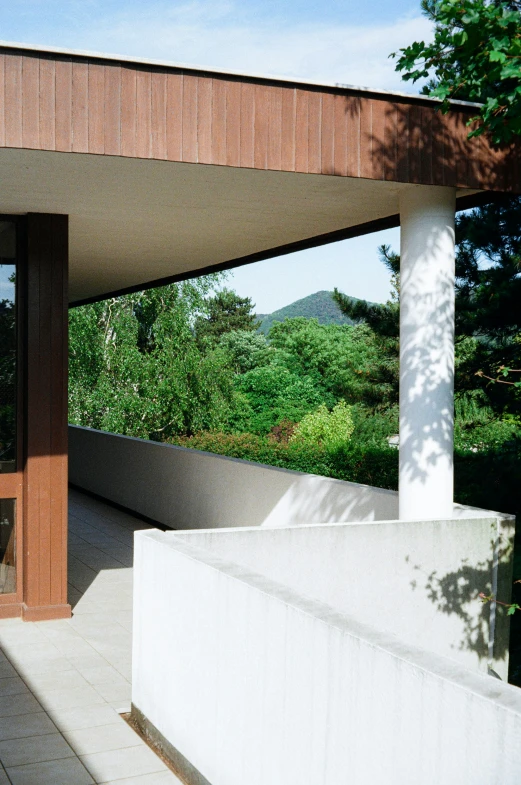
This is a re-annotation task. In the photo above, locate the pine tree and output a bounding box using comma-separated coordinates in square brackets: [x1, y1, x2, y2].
[194, 289, 258, 348]
[333, 245, 400, 410]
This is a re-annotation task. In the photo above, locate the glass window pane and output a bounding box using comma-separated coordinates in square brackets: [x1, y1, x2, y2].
[0, 221, 17, 473]
[0, 499, 15, 594]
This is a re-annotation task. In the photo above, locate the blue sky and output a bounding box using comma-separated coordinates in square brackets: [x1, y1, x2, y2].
[0, 0, 430, 311]
[0, 267, 15, 303]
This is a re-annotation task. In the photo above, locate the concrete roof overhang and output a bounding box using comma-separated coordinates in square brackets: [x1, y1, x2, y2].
[0, 42, 518, 304]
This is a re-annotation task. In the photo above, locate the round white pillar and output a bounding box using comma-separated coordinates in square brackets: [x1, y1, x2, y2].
[399, 186, 456, 520]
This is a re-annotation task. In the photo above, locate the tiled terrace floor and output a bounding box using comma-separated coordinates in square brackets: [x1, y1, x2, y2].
[0, 488, 182, 785]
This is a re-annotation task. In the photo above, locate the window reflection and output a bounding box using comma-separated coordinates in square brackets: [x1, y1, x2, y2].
[0, 221, 16, 473]
[0, 499, 15, 594]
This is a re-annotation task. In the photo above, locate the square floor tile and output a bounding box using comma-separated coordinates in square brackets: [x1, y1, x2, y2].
[0, 661, 19, 679]
[25, 668, 89, 694]
[49, 704, 121, 732]
[80, 744, 167, 782]
[100, 771, 184, 784]
[6, 655, 74, 676]
[79, 665, 127, 686]
[0, 676, 30, 697]
[94, 681, 131, 703]
[0, 711, 58, 741]
[0, 731, 74, 767]
[63, 721, 141, 755]
[0, 693, 42, 718]
[34, 685, 106, 711]
[7, 756, 94, 785]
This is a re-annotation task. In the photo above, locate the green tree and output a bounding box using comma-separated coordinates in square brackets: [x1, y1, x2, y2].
[393, 0, 521, 144]
[217, 330, 270, 373]
[451, 196, 521, 414]
[333, 247, 400, 410]
[194, 289, 258, 348]
[233, 362, 327, 434]
[267, 317, 386, 406]
[69, 277, 238, 439]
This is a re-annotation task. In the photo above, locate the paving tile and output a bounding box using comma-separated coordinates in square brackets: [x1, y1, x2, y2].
[33, 684, 106, 711]
[94, 681, 132, 703]
[0, 661, 17, 680]
[100, 771, 184, 785]
[0, 492, 173, 784]
[7, 755, 95, 785]
[0, 622, 47, 643]
[49, 704, 121, 732]
[0, 676, 30, 697]
[0, 692, 42, 718]
[89, 636, 131, 656]
[74, 596, 134, 613]
[46, 637, 100, 658]
[66, 653, 114, 672]
[68, 617, 125, 634]
[38, 624, 84, 643]
[80, 744, 167, 782]
[0, 767, 9, 784]
[0, 731, 75, 767]
[0, 711, 58, 741]
[3, 641, 63, 662]
[63, 720, 141, 755]
[108, 700, 132, 713]
[74, 552, 126, 572]
[80, 665, 129, 686]
[109, 659, 132, 680]
[7, 655, 74, 676]
[25, 668, 90, 694]
[95, 568, 133, 584]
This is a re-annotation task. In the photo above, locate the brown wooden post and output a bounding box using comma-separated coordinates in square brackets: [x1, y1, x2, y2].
[22, 214, 70, 621]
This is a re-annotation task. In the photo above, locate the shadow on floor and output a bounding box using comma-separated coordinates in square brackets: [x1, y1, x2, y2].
[0, 489, 181, 785]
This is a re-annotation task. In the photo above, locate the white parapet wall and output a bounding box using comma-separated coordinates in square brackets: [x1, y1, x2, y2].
[68, 425, 399, 526]
[68, 425, 500, 528]
[172, 516, 514, 676]
[132, 529, 521, 785]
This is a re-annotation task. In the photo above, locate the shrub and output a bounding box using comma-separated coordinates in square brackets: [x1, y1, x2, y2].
[167, 428, 398, 489]
[291, 400, 355, 451]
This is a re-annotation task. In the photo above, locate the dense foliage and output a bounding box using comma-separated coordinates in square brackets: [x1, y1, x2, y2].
[69, 276, 237, 440]
[291, 400, 355, 451]
[393, 0, 521, 144]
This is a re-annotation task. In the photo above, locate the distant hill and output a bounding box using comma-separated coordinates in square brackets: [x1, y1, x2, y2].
[256, 290, 368, 335]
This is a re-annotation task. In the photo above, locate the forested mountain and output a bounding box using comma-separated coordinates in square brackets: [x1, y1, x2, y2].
[257, 290, 370, 334]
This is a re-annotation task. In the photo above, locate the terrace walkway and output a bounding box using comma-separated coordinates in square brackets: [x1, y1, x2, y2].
[0, 488, 182, 785]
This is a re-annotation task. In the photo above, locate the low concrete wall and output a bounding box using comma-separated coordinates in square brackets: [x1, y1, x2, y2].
[68, 425, 399, 526]
[132, 530, 521, 785]
[173, 516, 514, 677]
[68, 425, 502, 527]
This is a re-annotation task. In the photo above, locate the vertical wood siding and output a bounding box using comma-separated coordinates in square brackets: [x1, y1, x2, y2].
[0, 50, 517, 191]
[23, 214, 70, 620]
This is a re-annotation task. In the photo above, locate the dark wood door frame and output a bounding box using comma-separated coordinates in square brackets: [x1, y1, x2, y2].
[0, 213, 70, 621]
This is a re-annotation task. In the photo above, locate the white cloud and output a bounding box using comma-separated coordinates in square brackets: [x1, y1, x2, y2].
[71, 3, 432, 93]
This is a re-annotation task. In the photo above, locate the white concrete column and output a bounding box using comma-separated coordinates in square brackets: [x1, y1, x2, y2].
[399, 186, 456, 520]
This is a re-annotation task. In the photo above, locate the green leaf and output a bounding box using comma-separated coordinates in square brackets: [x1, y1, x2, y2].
[462, 11, 480, 24]
[489, 50, 507, 64]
